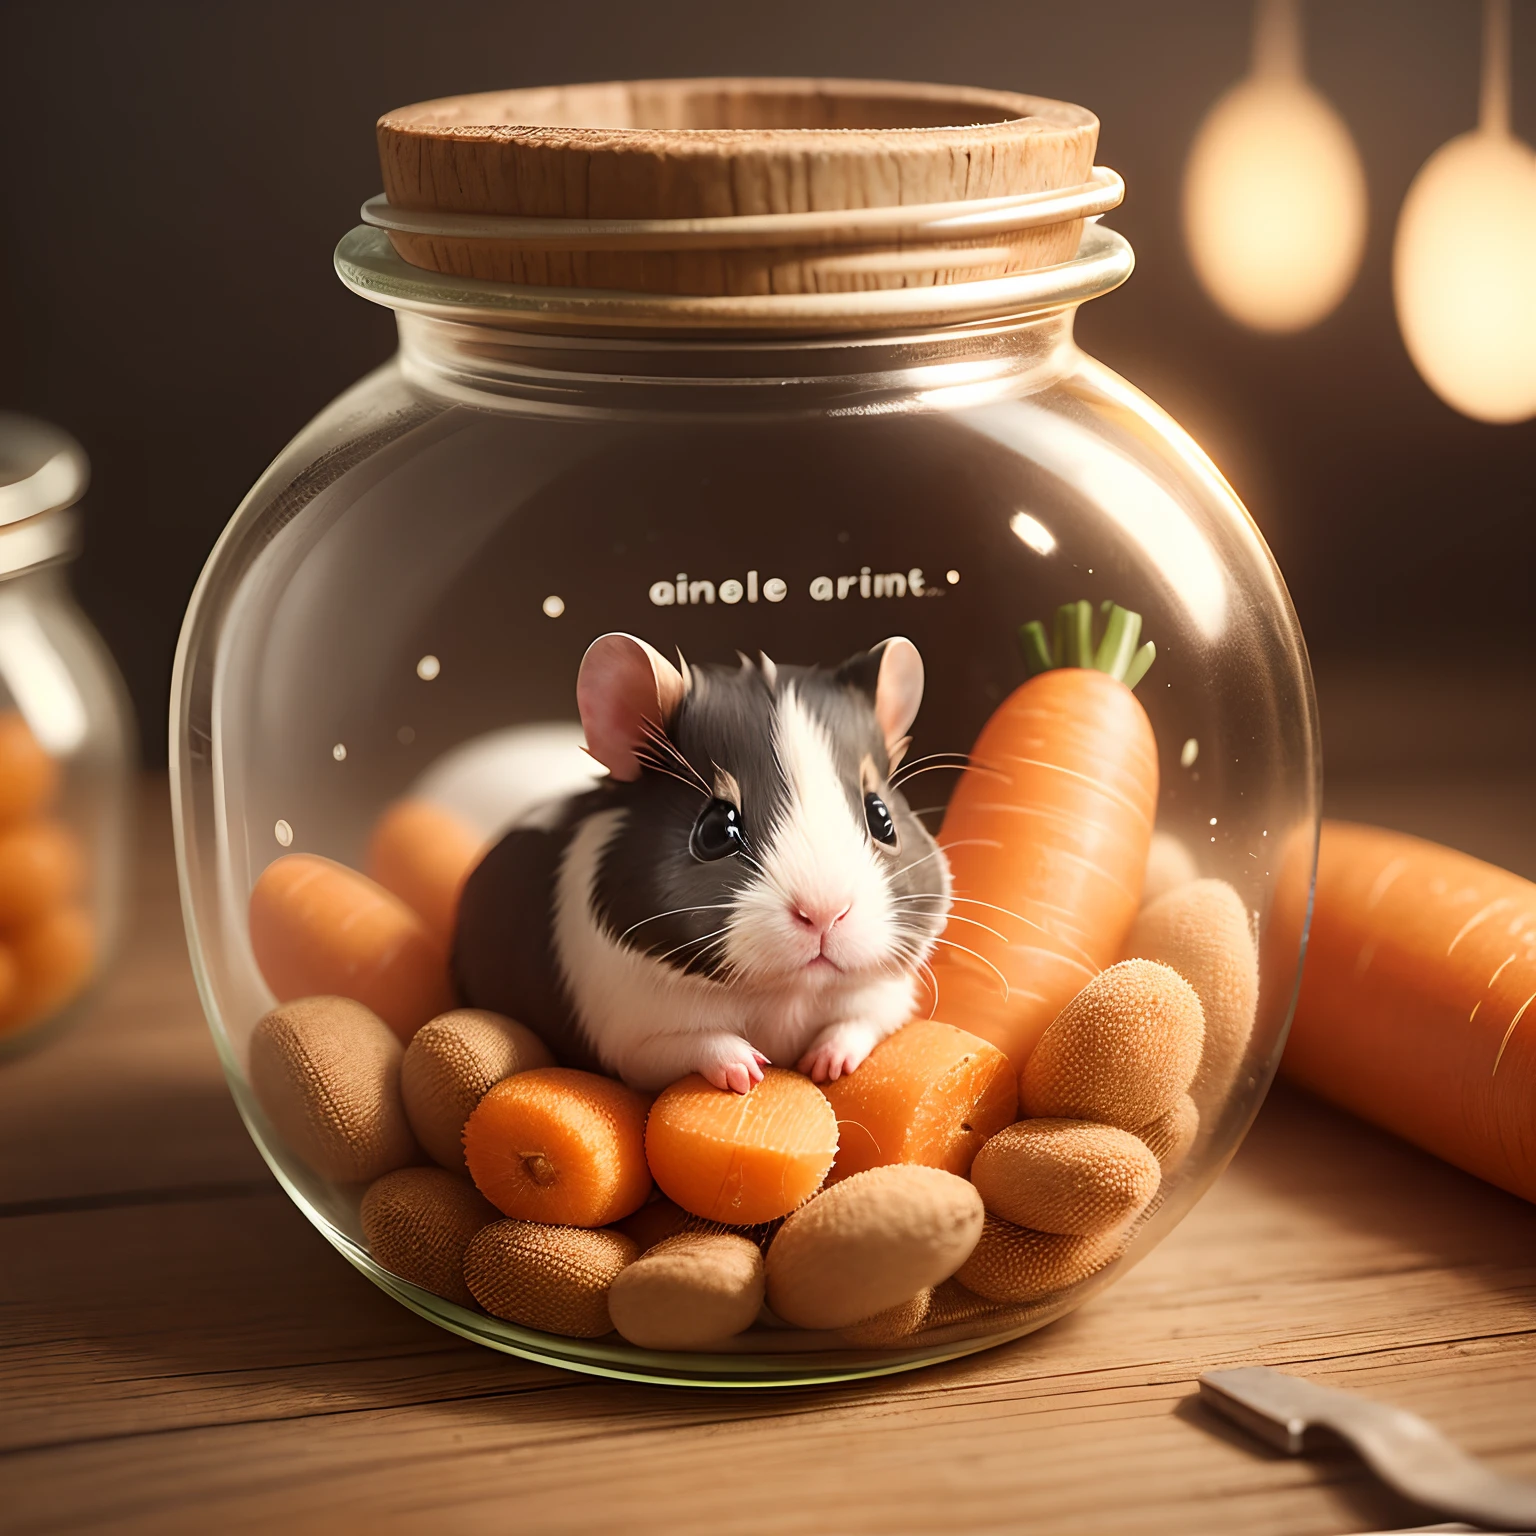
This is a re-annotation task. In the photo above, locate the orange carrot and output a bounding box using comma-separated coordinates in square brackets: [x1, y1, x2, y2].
[0, 712, 58, 825]
[0, 819, 84, 927]
[248, 854, 454, 1042]
[927, 601, 1159, 1072]
[366, 798, 484, 947]
[819, 1019, 1016, 1184]
[463, 1067, 653, 1227]
[0, 906, 94, 1035]
[1284, 821, 1536, 1204]
[645, 1068, 838, 1226]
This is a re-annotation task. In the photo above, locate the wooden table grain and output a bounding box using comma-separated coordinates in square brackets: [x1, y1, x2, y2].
[2, 777, 1533, 1536]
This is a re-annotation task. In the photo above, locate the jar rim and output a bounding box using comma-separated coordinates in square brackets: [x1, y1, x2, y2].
[373, 77, 1107, 302]
[377, 77, 1098, 144]
[334, 220, 1134, 339]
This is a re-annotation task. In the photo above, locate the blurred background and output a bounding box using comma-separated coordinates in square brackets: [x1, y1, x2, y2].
[2, 0, 1533, 806]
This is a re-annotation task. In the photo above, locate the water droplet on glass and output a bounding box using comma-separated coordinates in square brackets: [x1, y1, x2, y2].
[416, 654, 440, 681]
[542, 595, 565, 618]
[274, 819, 293, 847]
[946, 569, 960, 585]
[1181, 737, 1200, 768]
[332, 743, 347, 762]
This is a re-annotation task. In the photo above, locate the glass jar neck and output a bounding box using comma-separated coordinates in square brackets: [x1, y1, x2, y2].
[0, 510, 79, 582]
[392, 308, 1083, 417]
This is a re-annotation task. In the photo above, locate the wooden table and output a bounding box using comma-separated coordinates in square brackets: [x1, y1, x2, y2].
[3, 778, 1534, 1536]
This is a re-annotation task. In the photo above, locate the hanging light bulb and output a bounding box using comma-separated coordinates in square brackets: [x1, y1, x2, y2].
[1182, 0, 1368, 332]
[1393, 0, 1536, 424]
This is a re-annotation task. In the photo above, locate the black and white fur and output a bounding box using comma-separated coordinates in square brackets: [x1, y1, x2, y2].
[453, 634, 952, 1093]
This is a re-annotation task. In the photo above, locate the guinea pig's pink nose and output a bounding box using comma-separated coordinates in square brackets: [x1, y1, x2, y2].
[792, 901, 852, 934]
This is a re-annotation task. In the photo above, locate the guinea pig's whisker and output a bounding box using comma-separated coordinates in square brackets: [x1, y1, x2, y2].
[889, 763, 968, 789]
[887, 898, 957, 930]
[638, 723, 712, 794]
[892, 905, 1008, 944]
[936, 913, 1010, 943]
[733, 848, 770, 880]
[887, 917, 945, 953]
[683, 936, 735, 978]
[893, 838, 997, 881]
[887, 937, 936, 970]
[892, 755, 1009, 790]
[652, 923, 734, 967]
[937, 894, 1032, 921]
[927, 935, 1011, 1000]
[914, 957, 941, 1018]
[616, 903, 737, 945]
[933, 837, 1004, 854]
[889, 750, 974, 781]
[896, 751, 973, 767]
[941, 895, 1099, 968]
[659, 740, 712, 795]
[637, 754, 711, 797]
[639, 751, 708, 791]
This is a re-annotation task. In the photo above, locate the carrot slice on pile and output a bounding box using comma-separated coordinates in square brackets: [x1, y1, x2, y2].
[819, 1019, 1016, 1184]
[645, 1067, 838, 1225]
[464, 1067, 652, 1228]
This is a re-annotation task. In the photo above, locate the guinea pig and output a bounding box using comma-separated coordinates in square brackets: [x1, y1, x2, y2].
[452, 633, 952, 1093]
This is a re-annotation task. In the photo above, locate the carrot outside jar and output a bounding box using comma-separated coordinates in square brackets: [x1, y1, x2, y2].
[1284, 822, 1536, 1205]
[169, 76, 1318, 1385]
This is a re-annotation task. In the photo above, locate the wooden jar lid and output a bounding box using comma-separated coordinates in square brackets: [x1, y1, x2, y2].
[375, 78, 1104, 298]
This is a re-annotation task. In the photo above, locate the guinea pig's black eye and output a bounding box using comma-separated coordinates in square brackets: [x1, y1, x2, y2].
[864, 792, 898, 848]
[690, 798, 746, 861]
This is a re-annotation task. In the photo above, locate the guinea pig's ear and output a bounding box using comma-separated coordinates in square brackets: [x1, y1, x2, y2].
[837, 637, 925, 763]
[576, 633, 689, 782]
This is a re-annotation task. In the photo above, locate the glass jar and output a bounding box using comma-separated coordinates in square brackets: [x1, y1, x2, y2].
[172, 81, 1319, 1386]
[0, 415, 134, 1058]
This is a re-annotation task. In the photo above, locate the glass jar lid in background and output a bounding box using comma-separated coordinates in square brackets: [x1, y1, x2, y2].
[0, 413, 87, 581]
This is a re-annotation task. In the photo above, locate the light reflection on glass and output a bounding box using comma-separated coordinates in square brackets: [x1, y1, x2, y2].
[1010, 511, 1058, 556]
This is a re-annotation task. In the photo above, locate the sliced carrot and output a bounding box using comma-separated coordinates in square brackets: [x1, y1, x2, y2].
[927, 602, 1158, 1072]
[819, 1018, 1017, 1184]
[1284, 821, 1536, 1204]
[366, 798, 484, 947]
[248, 853, 453, 1042]
[645, 1067, 838, 1225]
[463, 1067, 653, 1227]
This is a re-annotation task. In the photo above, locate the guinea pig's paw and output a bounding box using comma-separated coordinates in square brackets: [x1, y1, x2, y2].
[698, 1036, 769, 1095]
[797, 1021, 880, 1084]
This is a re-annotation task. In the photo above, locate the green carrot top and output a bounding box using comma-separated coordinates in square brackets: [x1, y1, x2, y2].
[1019, 600, 1156, 690]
